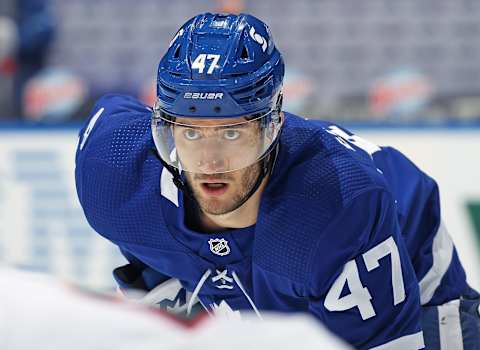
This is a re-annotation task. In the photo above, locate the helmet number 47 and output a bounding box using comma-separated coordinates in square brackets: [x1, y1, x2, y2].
[192, 54, 221, 74]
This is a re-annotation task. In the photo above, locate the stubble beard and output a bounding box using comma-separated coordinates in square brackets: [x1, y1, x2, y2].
[186, 162, 261, 215]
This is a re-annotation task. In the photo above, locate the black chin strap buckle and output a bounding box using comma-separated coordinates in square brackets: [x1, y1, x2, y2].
[151, 148, 186, 191]
[172, 176, 185, 189]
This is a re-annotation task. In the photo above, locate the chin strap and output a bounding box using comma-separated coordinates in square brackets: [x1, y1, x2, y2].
[151, 150, 197, 202]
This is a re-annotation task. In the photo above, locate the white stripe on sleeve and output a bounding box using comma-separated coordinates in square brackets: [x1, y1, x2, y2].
[418, 221, 454, 305]
[438, 299, 463, 350]
[160, 167, 179, 207]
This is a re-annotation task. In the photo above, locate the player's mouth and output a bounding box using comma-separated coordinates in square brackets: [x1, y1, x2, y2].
[200, 182, 229, 196]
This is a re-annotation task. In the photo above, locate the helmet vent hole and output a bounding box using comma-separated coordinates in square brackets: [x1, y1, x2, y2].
[188, 106, 196, 113]
[173, 45, 181, 59]
[255, 87, 267, 97]
[240, 46, 249, 60]
[214, 106, 221, 113]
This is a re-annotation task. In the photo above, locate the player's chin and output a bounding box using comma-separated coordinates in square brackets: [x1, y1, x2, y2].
[199, 199, 234, 215]
[197, 193, 240, 215]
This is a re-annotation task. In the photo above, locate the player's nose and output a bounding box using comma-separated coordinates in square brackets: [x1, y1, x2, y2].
[196, 144, 229, 173]
[196, 157, 228, 174]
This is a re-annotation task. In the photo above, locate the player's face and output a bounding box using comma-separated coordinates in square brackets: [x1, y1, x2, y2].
[174, 117, 263, 214]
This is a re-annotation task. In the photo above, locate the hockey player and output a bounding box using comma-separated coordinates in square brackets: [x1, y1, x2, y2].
[75, 13, 480, 349]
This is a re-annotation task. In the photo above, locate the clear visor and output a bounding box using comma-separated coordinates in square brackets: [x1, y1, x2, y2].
[152, 107, 282, 174]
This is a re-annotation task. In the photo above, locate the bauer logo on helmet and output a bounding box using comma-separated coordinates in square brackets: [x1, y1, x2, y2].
[183, 92, 224, 100]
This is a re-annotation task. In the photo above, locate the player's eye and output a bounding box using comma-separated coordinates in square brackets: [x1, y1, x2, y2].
[183, 128, 201, 140]
[223, 129, 241, 141]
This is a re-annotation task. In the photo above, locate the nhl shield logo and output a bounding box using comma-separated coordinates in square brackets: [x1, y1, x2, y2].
[208, 238, 230, 256]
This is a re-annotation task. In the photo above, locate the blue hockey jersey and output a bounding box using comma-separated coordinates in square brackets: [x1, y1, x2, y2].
[75, 94, 469, 349]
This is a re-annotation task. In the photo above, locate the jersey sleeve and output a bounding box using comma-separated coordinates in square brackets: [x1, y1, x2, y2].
[74, 94, 158, 240]
[75, 93, 150, 201]
[307, 188, 425, 350]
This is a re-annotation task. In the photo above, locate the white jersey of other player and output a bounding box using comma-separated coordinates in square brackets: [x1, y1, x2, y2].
[0, 267, 351, 350]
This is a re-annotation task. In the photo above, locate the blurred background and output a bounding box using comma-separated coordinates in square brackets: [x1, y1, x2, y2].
[0, 0, 479, 290]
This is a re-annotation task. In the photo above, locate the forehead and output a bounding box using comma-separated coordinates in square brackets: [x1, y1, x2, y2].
[175, 116, 249, 127]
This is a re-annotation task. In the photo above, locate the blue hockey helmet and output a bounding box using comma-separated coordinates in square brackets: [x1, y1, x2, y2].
[155, 12, 284, 118]
[152, 13, 285, 175]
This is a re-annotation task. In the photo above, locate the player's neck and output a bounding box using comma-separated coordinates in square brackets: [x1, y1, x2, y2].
[194, 176, 269, 233]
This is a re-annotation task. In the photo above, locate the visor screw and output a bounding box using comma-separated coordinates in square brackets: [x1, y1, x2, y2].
[189, 106, 196, 113]
[214, 106, 221, 113]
